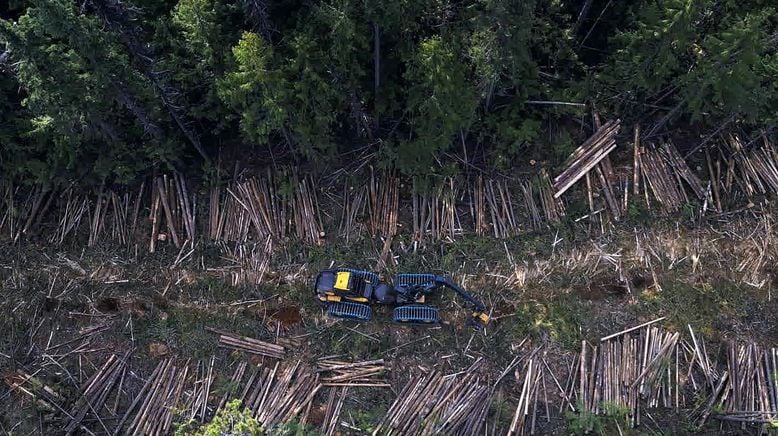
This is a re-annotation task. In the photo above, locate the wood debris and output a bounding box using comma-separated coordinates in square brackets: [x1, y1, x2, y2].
[4, 369, 65, 413]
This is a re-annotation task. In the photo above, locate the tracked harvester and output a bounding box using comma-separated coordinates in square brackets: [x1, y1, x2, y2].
[314, 268, 490, 327]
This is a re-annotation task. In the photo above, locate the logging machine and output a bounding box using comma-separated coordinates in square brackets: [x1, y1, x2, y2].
[314, 268, 490, 327]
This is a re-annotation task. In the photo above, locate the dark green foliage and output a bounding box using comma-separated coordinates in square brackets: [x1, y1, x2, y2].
[601, 0, 778, 129]
[1, 0, 776, 185]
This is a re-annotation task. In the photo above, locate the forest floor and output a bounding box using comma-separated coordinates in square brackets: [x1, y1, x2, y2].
[1, 207, 777, 435]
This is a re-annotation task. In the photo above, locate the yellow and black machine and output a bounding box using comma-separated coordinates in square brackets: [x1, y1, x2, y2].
[314, 268, 490, 327]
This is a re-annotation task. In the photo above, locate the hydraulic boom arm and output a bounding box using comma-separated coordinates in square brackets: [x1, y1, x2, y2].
[434, 276, 490, 326]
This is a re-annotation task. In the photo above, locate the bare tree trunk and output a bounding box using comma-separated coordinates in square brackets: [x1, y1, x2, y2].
[373, 22, 380, 127]
[242, 0, 272, 42]
[572, 0, 594, 34]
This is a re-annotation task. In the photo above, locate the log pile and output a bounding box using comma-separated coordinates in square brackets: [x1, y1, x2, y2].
[412, 177, 461, 241]
[470, 175, 488, 236]
[468, 176, 521, 238]
[64, 352, 129, 435]
[338, 182, 367, 242]
[520, 180, 543, 231]
[4, 130, 778, 248]
[207, 327, 286, 359]
[116, 358, 188, 435]
[230, 173, 288, 241]
[368, 170, 399, 238]
[209, 183, 251, 242]
[316, 358, 389, 387]
[692, 341, 778, 427]
[539, 170, 565, 223]
[322, 386, 348, 436]
[553, 119, 621, 199]
[183, 356, 216, 424]
[372, 364, 491, 435]
[507, 357, 547, 436]
[148, 173, 197, 252]
[208, 170, 323, 244]
[639, 143, 707, 214]
[291, 174, 325, 245]
[239, 361, 321, 428]
[51, 190, 90, 245]
[725, 134, 778, 198]
[569, 320, 681, 429]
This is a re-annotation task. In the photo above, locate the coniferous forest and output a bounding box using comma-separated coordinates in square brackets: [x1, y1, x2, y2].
[1, 0, 776, 185]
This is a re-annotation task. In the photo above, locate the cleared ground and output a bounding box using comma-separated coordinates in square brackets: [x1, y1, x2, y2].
[1, 209, 777, 434]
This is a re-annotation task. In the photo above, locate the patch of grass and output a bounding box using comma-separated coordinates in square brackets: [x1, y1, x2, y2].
[349, 405, 387, 434]
[311, 322, 390, 360]
[302, 238, 377, 271]
[510, 295, 587, 350]
[640, 278, 748, 338]
[188, 275, 242, 303]
[135, 305, 259, 359]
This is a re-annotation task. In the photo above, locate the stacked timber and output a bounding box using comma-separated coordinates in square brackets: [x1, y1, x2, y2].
[468, 176, 520, 238]
[639, 143, 706, 214]
[372, 366, 491, 436]
[553, 119, 621, 199]
[568, 318, 682, 429]
[322, 386, 349, 436]
[183, 356, 216, 423]
[368, 170, 399, 238]
[62, 353, 129, 434]
[725, 134, 778, 198]
[115, 358, 188, 435]
[148, 173, 197, 252]
[291, 175, 325, 245]
[539, 170, 565, 223]
[209, 169, 323, 244]
[412, 177, 461, 241]
[338, 182, 367, 242]
[692, 339, 778, 427]
[238, 361, 320, 427]
[317, 358, 389, 387]
[50, 190, 90, 245]
[232, 175, 287, 240]
[207, 327, 286, 359]
[507, 358, 548, 436]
